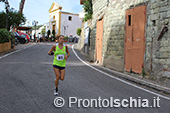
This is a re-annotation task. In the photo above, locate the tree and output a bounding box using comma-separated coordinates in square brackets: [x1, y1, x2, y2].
[41, 27, 46, 36]
[1, 0, 26, 13]
[0, 12, 6, 28]
[77, 28, 81, 36]
[47, 30, 51, 38]
[0, 0, 10, 29]
[19, 0, 25, 13]
[0, 9, 26, 30]
[52, 29, 55, 37]
[0, 0, 5, 2]
[32, 25, 43, 30]
[83, 0, 93, 21]
[0, 0, 26, 29]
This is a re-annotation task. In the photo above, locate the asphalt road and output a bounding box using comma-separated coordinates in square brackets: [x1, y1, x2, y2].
[0, 43, 170, 113]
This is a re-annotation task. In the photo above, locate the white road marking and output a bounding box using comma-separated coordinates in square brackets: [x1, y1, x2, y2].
[72, 45, 170, 101]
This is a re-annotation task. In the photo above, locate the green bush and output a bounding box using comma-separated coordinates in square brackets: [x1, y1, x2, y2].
[77, 28, 81, 36]
[83, 0, 93, 21]
[0, 29, 11, 43]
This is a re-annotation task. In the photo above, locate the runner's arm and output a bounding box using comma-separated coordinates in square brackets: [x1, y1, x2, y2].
[48, 45, 56, 55]
[66, 46, 70, 57]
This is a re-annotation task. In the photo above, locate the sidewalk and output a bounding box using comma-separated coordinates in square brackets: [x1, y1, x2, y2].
[0, 42, 35, 57]
[74, 44, 170, 96]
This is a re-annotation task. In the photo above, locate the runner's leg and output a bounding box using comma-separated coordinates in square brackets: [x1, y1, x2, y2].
[53, 67, 60, 88]
[60, 69, 65, 81]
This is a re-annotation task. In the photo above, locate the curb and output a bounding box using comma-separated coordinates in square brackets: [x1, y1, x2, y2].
[96, 65, 170, 95]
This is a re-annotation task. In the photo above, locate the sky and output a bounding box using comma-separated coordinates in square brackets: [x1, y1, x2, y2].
[0, 0, 83, 25]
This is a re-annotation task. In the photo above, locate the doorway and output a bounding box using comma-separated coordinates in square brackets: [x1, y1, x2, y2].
[96, 18, 104, 64]
[125, 5, 146, 73]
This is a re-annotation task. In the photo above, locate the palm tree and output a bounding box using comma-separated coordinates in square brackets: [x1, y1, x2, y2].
[19, 0, 25, 13]
[0, 0, 9, 29]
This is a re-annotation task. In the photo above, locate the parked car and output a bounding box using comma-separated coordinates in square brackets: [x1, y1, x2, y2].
[12, 32, 28, 44]
[17, 31, 30, 42]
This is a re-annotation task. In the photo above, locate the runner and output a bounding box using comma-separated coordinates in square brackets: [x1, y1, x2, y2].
[48, 35, 70, 95]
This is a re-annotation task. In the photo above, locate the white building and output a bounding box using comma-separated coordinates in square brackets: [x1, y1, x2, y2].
[48, 2, 82, 38]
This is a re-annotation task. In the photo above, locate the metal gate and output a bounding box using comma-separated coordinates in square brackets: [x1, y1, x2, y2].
[125, 5, 146, 73]
[96, 18, 104, 64]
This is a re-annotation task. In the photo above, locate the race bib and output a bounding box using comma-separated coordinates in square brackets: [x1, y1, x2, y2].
[56, 54, 64, 61]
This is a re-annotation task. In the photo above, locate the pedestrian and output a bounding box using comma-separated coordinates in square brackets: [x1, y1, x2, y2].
[34, 34, 36, 42]
[48, 35, 70, 95]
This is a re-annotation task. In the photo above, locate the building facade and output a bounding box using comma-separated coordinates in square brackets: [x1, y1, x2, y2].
[48, 2, 82, 37]
[79, 0, 170, 86]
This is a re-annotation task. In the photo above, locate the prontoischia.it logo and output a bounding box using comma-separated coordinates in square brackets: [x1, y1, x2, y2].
[54, 96, 161, 108]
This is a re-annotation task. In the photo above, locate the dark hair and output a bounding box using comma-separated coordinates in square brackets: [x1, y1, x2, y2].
[56, 35, 64, 40]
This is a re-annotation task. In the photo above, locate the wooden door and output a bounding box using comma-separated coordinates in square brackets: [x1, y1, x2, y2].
[96, 18, 104, 64]
[125, 5, 146, 73]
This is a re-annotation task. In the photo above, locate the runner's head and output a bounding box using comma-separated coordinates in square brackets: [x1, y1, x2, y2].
[56, 35, 64, 44]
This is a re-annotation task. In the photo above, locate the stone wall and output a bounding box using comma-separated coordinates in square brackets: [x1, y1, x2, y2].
[77, 21, 85, 51]
[145, 0, 170, 86]
[86, 0, 170, 85]
[78, 20, 94, 59]
[0, 41, 11, 53]
[91, 0, 149, 71]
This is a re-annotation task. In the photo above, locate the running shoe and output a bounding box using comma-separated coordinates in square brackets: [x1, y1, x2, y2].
[54, 87, 59, 95]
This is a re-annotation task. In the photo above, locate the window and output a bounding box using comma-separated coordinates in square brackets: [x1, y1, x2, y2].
[68, 16, 72, 21]
[53, 16, 55, 21]
[128, 15, 131, 26]
[152, 20, 156, 26]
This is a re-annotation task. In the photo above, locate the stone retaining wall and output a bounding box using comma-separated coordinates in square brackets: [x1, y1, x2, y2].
[0, 41, 11, 53]
[79, 0, 170, 86]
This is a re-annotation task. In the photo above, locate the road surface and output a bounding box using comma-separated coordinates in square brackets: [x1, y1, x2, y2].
[0, 43, 170, 113]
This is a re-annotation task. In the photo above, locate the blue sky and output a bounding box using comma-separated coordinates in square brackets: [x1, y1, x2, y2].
[0, 0, 83, 25]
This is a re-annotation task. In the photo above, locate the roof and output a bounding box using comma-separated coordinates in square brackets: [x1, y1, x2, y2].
[61, 11, 79, 16]
[17, 26, 32, 30]
[49, 2, 62, 13]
